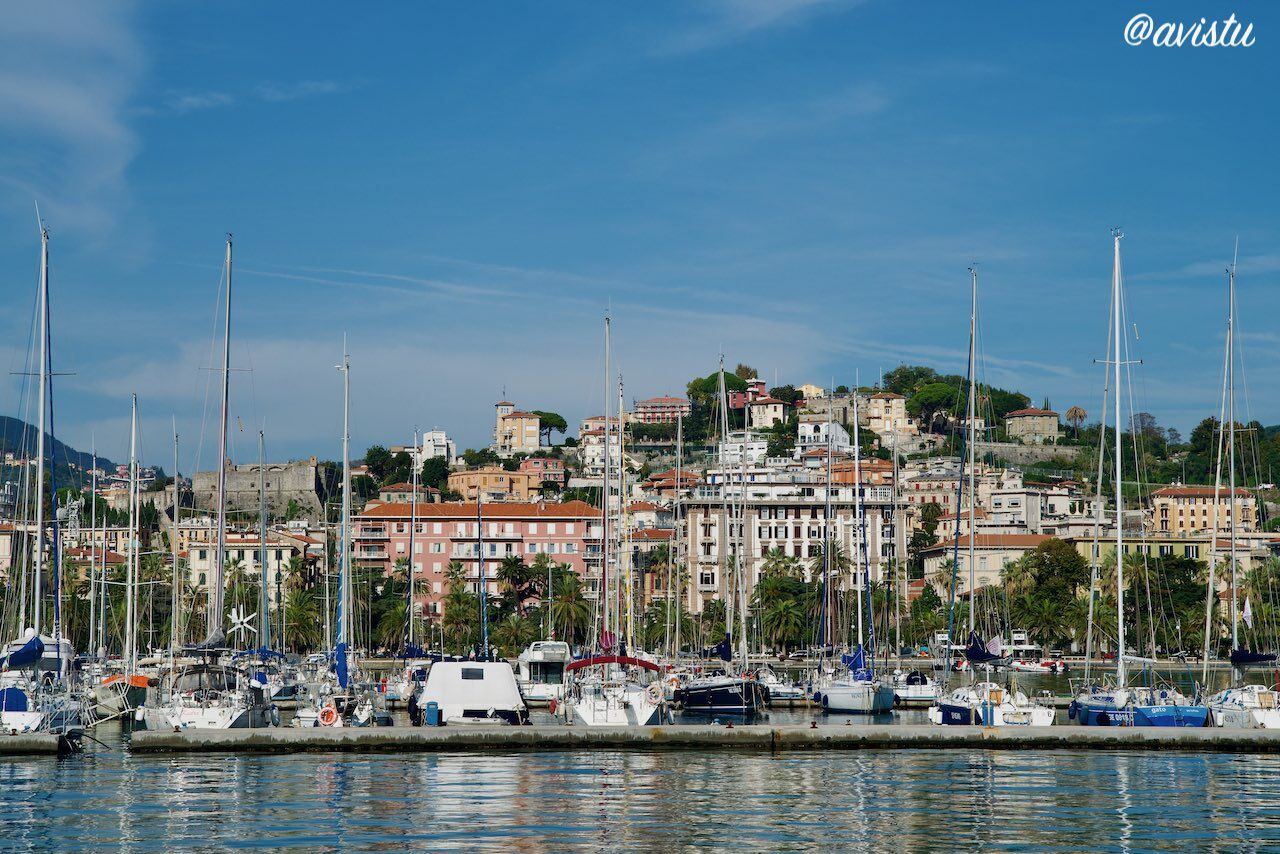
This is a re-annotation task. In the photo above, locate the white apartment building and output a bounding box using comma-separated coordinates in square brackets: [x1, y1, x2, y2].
[796, 420, 852, 458]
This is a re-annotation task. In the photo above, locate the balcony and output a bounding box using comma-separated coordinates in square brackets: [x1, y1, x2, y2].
[355, 549, 388, 560]
[357, 529, 390, 540]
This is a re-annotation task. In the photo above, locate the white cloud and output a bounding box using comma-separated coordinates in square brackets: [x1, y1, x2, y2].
[162, 80, 353, 114]
[0, 2, 142, 234]
[659, 0, 865, 55]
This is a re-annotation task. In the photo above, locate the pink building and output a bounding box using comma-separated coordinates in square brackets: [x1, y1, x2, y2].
[728, 378, 767, 411]
[352, 500, 601, 618]
[519, 456, 566, 486]
[633, 396, 692, 424]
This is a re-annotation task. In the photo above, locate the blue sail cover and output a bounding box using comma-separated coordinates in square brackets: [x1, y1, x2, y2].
[0, 686, 28, 712]
[965, 631, 1002, 664]
[699, 635, 733, 662]
[841, 645, 873, 681]
[334, 642, 350, 689]
[1230, 648, 1277, 667]
[1, 635, 44, 669]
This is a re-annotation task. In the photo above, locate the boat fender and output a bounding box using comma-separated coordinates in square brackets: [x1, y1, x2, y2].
[269, 706, 281, 728]
[1067, 701, 1077, 720]
[548, 698, 558, 715]
[318, 704, 339, 727]
[646, 682, 662, 704]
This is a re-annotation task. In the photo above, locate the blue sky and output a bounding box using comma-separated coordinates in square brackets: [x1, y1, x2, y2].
[2, 1, 1278, 469]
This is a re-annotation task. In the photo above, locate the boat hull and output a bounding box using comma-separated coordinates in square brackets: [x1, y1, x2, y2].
[675, 678, 769, 716]
[816, 681, 896, 715]
[1071, 699, 1208, 727]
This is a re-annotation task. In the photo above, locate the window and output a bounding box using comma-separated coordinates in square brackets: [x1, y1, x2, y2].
[566, 523, 574, 535]
[547, 523, 557, 535]
[530, 523, 538, 535]
[563, 543, 576, 554]
[431, 543, 443, 554]
[414, 542, 423, 554]
[549, 543, 559, 554]
[461, 667, 485, 680]
[526, 543, 537, 554]
[433, 523, 442, 534]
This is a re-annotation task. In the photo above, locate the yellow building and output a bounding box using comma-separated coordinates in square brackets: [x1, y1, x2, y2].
[1150, 486, 1255, 535]
[448, 466, 544, 502]
[494, 401, 541, 457]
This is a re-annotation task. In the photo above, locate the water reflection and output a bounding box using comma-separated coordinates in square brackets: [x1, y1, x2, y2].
[2, 728, 1279, 850]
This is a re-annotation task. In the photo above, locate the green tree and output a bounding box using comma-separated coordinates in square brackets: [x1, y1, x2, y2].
[364, 445, 392, 482]
[420, 457, 451, 491]
[531, 411, 569, 446]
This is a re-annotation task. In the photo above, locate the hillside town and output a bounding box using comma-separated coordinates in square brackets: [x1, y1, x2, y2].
[3, 360, 1275, 659]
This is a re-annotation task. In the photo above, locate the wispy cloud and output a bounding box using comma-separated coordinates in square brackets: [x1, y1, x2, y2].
[658, 0, 866, 56]
[0, 2, 142, 234]
[162, 79, 352, 114]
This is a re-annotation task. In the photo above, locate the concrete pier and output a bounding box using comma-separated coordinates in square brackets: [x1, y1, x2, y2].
[0, 733, 63, 756]
[129, 724, 1280, 755]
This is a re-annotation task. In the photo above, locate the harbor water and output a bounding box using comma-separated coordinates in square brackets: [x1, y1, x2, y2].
[4, 711, 1280, 850]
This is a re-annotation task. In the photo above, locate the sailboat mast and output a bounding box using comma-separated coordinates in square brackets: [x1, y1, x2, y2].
[716, 358, 733, 646]
[1112, 230, 1127, 686]
[258, 430, 270, 652]
[126, 394, 139, 672]
[601, 315, 611, 645]
[477, 491, 487, 657]
[210, 235, 233, 634]
[408, 428, 418, 648]
[1227, 264, 1239, 657]
[852, 390, 866, 651]
[89, 448, 98, 659]
[966, 268, 978, 640]
[334, 343, 352, 655]
[619, 374, 633, 650]
[171, 423, 181, 656]
[673, 414, 683, 656]
[32, 226, 49, 637]
[823, 385, 833, 650]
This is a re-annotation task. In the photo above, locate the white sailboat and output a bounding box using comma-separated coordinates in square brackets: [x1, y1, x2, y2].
[140, 235, 275, 731]
[930, 267, 1053, 727]
[566, 315, 666, 727]
[1070, 231, 1207, 728]
[1203, 253, 1280, 729]
[1, 223, 82, 741]
[814, 389, 895, 714]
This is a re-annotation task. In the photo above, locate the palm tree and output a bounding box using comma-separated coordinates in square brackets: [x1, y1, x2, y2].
[1000, 555, 1035, 597]
[762, 598, 806, 653]
[1065, 406, 1087, 438]
[491, 612, 538, 656]
[284, 588, 323, 651]
[761, 547, 801, 578]
[550, 571, 591, 645]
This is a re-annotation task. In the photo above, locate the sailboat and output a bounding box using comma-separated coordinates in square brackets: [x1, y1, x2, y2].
[929, 268, 1053, 727]
[812, 389, 895, 715]
[1203, 256, 1280, 729]
[565, 315, 667, 726]
[140, 235, 275, 731]
[0, 223, 83, 742]
[675, 358, 769, 716]
[1069, 231, 1208, 728]
[92, 395, 151, 717]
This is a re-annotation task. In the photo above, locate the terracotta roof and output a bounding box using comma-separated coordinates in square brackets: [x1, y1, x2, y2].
[632, 528, 674, 541]
[496, 400, 515, 407]
[357, 500, 599, 520]
[939, 508, 989, 521]
[923, 534, 1052, 551]
[871, 392, 906, 399]
[1153, 486, 1252, 498]
[63, 547, 126, 564]
[504, 411, 539, 419]
[637, 396, 689, 405]
[627, 501, 659, 512]
[750, 396, 788, 406]
[1005, 407, 1058, 418]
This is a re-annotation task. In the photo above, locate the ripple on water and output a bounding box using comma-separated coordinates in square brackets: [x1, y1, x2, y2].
[2, 730, 1280, 851]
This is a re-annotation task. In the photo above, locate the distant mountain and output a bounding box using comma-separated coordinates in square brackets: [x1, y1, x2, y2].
[0, 415, 116, 476]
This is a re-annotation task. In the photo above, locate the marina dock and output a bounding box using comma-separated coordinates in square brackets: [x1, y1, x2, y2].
[0, 733, 64, 756]
[129, 724, 1280, 755]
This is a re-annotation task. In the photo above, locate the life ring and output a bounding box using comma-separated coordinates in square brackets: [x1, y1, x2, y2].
[318, 704, 339, 727]
[646, 682, 663, 704]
